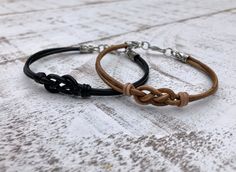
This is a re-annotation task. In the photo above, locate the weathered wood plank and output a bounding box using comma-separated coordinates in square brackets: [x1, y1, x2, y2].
[0, 0, 236, 63]
[0, 0, 118, 16]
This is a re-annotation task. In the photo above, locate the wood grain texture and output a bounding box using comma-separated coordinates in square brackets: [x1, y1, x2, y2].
[0, 0, 236, 171]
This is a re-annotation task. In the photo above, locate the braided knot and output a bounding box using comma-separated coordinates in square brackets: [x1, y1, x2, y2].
[132, 85, 189, 107]
[37, 74, 91, 97]
[43, 74, 79, 95]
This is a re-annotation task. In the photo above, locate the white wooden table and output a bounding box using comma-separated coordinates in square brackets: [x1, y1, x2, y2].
[1, 0, 236, 171]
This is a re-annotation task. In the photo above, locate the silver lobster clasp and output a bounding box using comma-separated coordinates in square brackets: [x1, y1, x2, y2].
[125, 41, 141, 49]
[163, 48, 190, 63]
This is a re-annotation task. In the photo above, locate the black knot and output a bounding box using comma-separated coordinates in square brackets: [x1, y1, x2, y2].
[35, 72, 48, 84]
[44, 74, 60, 93]
[43, 74, 80, 95]
[80, 84, 92, 98]
[38, 73, 92, 97]
[61, 75, 80, 96]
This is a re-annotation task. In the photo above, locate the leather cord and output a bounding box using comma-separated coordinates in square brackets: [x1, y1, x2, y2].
[96, 44, 218, 107]
[23, 46, 149, 97]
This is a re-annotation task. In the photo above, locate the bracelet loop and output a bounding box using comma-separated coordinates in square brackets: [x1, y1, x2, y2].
[24, 46, 150, 97]
[95, 43, 218, 107]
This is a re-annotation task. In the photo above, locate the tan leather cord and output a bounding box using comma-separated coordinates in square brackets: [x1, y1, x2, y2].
[95, 43, 218, 107]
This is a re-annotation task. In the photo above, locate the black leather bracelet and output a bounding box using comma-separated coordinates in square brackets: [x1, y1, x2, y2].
[23, 46, 149, 98]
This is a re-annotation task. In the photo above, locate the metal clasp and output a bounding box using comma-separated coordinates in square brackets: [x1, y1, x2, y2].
[125, 41, 190, 63]
[79, 44, 109, 53]
[163, 48, 189, 63]
[149, 45, 166, 53]
[126, 49, 138, 61]
[125, 41, 141, 49]
[79, 44, 97, 53]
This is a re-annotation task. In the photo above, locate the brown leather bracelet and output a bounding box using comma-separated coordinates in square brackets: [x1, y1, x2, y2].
[95, 42, 218, 107]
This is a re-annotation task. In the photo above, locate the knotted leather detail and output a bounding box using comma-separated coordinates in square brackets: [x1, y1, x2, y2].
[35, 73, 91, 97]
[124, 84, 189, 106]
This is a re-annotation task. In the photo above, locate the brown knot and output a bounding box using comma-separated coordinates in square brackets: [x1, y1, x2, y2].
[123, 83, 135, 96]
[132, 86, 178, 106]
[177, 92, 189, 107]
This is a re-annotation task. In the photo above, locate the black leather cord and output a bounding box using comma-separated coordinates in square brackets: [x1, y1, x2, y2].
[23, 47, 149, 97]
